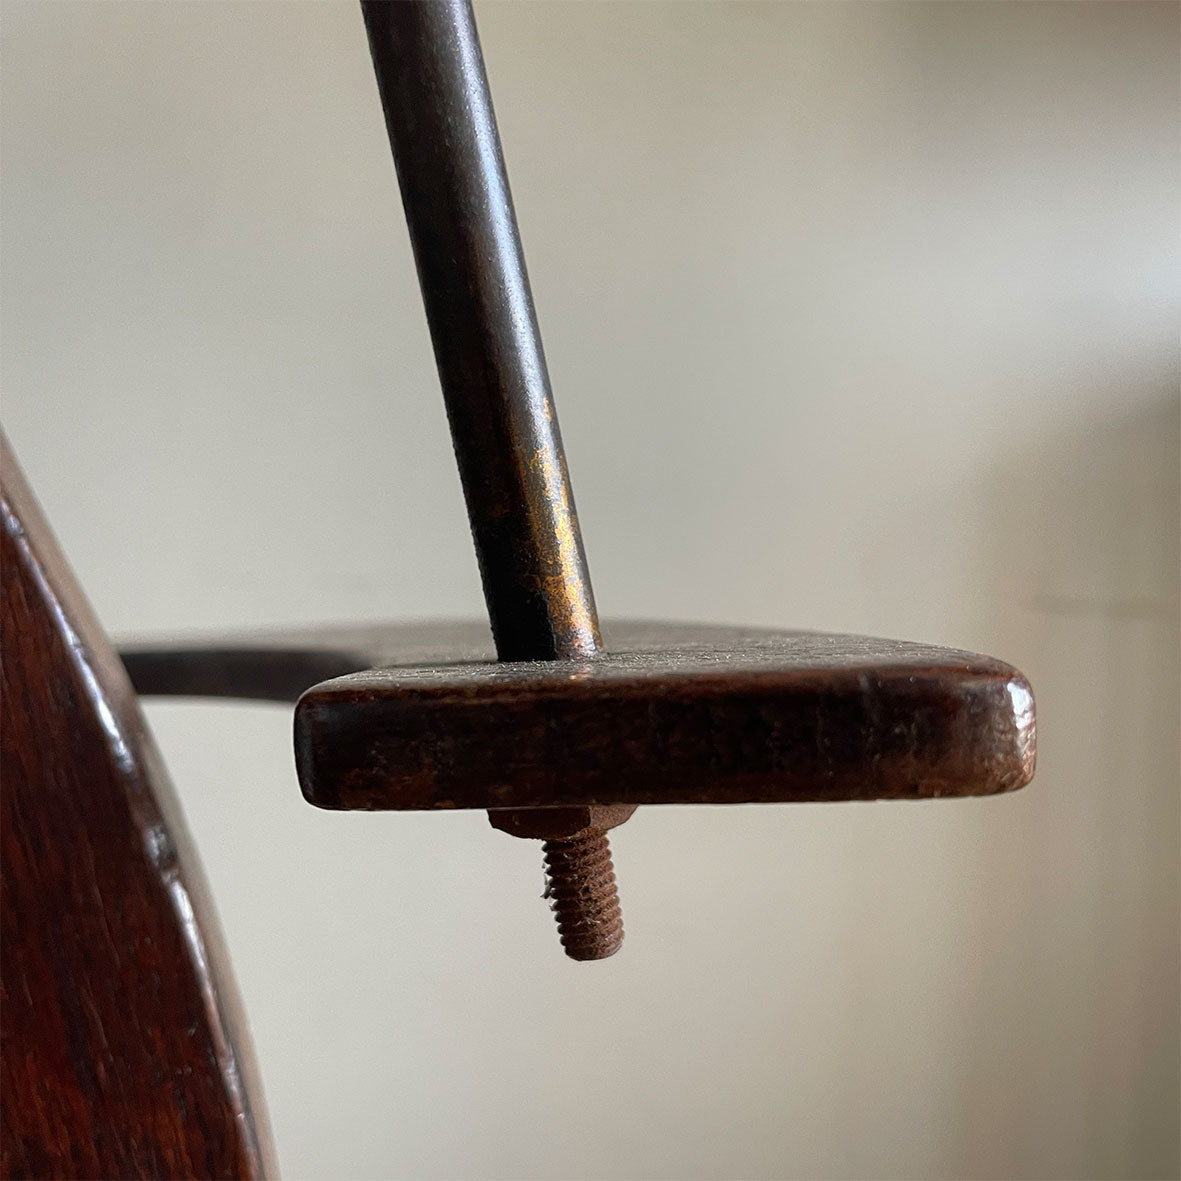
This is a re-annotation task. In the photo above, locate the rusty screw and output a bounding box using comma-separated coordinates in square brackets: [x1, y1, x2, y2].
[489, 805, 636, 961]
[543, 831, 622, 960]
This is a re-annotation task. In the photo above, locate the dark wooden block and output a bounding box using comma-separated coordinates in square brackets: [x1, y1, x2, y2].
[290, 623, 1035, 812]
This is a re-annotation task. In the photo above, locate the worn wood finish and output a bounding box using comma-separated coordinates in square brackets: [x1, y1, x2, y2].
[120, 622, 1036, 813]
[282, 623, 1035, 812]
[0, 436, 274, 1180]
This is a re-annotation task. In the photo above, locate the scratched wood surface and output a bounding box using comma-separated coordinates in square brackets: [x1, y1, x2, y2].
[293, 625, 1035, 811]
[0, 435, 274, 1180]
[119, 620, 1034, 814]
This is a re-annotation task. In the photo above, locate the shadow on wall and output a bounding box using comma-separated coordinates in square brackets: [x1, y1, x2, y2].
[955, 386, 1180, 1180]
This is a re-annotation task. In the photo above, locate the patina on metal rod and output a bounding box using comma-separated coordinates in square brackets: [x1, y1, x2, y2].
[362, 0, 625, 959]
[361, 0, 600, 663]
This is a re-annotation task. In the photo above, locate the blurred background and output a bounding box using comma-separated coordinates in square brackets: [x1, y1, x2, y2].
[2, 2, 1177, 1178]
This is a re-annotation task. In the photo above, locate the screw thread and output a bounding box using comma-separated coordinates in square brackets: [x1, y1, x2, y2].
[542, 829, 624, 961]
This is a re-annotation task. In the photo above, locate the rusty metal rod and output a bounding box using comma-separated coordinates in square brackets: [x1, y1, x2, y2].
[361, 0, 601, 663]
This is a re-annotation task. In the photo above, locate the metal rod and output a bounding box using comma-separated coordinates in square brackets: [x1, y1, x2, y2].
[362, 0, 602, 662]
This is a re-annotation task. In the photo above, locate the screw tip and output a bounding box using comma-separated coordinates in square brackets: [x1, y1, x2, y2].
[542, 829, 624, 961]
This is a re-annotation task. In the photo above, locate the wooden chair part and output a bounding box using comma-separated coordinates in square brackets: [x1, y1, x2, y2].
[0, 435, 275, 1180]
[120, 622, 1035, 813]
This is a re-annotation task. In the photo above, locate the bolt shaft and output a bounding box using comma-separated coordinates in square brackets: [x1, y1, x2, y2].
[542, 829, 624, 961]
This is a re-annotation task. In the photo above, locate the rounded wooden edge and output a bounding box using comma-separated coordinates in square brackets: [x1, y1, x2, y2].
[1, 433, 277, 1179]
[293, 631, 1036, 812]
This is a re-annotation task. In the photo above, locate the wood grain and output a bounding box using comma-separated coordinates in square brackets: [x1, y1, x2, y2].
[119, 621, 1035, 813]
[1, 435, 275, 1179]
[288, 623, 1035, 812]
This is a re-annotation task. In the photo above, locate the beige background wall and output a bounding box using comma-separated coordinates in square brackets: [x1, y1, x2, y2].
[2, 2, 1177, 1178]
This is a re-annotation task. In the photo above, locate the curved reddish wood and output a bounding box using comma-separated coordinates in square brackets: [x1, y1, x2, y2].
[1, 435, 275, 1180]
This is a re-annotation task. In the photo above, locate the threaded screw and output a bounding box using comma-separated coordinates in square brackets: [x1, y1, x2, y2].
[488, 805, 635, 960]
[542, 828, 624, 961]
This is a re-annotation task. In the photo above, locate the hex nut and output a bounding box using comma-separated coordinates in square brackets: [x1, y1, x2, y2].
[487, 804, 637, 841]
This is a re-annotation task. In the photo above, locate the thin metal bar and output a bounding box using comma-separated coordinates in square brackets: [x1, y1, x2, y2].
[362, 0, 602, 662]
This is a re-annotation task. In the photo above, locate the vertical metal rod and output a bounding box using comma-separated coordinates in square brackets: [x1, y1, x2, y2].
[361, 0, 601, 663]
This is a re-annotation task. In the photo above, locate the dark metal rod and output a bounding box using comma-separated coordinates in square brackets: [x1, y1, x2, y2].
[362, 0, 602, 662]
